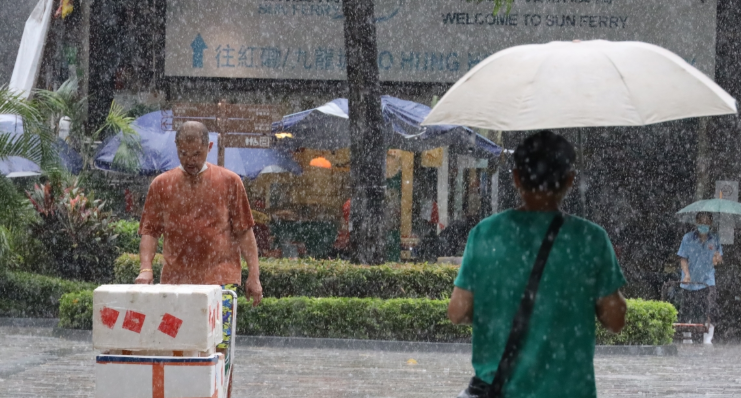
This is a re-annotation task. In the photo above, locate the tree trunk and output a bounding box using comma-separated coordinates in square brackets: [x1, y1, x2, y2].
[88, 0, 120, 131]
[695, 117, 710, 201]
[342, 0, 386, 265]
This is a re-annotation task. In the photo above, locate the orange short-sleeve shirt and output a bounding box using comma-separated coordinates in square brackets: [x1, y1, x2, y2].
[139, 164, 254, 285]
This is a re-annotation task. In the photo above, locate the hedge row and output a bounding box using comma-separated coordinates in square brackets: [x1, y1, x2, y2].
[58, 290, 93, 330]
[595, 298, 677, 345]
[59, 293, 676, 345]
[0, 271, 96, 317]
[113, 254, 458, 300]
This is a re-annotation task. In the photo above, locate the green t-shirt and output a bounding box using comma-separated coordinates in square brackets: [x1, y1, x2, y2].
[455, 209, 625, 398]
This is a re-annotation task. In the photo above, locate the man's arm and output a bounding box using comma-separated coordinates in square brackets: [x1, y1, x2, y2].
[237, 228, 262, 307]
[135, 235, 159, 284]
[596, 290, 627, 333]
[448, 287, 474, 325]
[680, 257, 690, 283]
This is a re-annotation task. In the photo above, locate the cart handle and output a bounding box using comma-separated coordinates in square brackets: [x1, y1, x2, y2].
[221, 289, 238, 387]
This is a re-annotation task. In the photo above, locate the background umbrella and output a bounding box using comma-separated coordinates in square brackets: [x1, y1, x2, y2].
[219, 146, 302, 180]
[0, 114, 83, 175]
[676, 199, 741, 226]
[94, 111, 302, 179]
[0, 156, 41, 178]
[272, 95, 502, 158]
[423, 40, 737, 130]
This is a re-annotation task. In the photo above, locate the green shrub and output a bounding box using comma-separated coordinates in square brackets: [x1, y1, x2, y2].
[113, 255, 457, 299]
[0, 271, 96, 317]
[112, 220, 141, 254]
[111, 220, 163, 256]
[237, 297, 471, 342]
[26, 179, 119, 282]
[58, 292, 676, 345]
[596, 298, 677, 345]
[58, 290, 93, 329]
[113, 254, 164, 284]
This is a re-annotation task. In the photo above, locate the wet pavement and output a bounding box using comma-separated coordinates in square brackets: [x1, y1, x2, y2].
[1, 324, 741, 397]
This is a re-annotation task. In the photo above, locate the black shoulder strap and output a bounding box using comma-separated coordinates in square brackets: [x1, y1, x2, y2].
[488, 213, 565, 398]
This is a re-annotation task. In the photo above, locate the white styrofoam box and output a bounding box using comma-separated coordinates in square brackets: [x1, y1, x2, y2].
[95, 354, 224, 398]
[93, 284, 222, 351]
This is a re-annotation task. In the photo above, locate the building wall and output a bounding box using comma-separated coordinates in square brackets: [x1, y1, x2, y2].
[165, 78, 449, 118]
[0, 0, 37, 85]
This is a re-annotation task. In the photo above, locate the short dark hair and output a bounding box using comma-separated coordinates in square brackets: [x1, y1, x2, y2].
[175, 121, 210, 146]
[696, 212, 713, 223]
[513, 130, 576, 192]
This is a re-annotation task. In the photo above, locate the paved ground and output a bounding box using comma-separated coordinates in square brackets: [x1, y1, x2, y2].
[1, 325, 741, 397]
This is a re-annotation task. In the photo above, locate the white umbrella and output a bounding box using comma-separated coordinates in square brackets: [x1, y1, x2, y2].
[422, 40, 737, 131]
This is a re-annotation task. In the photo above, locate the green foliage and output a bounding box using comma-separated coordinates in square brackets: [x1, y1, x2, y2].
[26, 179, 119, 282]
[112, 220, 142, 254]
[252, 258, 457, 299]
[0, 87, 59, 260]
[0, 271, 95, 317]
[0, 178, 37, 269]
[238, 297, 471, 342]
[0, 226, 25, 269]
[0, 86, 41, 119]
[596, 299, 677, 345]
[113, 254, 457, 299]
[103, 102, 142, 173]
[110, 221, 162, 257]
[113, 253, 164, 284]
[57, 292, 676, 345]
[0, 130, 45, 166]
[0, 86, 59, 171]
[58, 290, 93, 329]
[33, 78, 141, 173]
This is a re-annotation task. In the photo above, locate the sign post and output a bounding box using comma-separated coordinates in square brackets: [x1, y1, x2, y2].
[169, 102, 283, 167]
[715, 181, 738, 245]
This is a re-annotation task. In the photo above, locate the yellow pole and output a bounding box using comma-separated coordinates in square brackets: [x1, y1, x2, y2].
[400, 150, 414, 238]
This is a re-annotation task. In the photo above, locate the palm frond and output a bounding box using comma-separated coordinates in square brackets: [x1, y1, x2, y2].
[33, 78, 84, 119]
[0, 87, 41, 124]
[32, 78, 87, 145]
[0, 86, 64, 173]
[96, 101, 142, 173]
[0, 132, 43, 163]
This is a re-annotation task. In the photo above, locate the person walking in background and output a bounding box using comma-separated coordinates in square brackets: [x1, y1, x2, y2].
[677, 212, 722, 345]
[448, 130, 627, 398]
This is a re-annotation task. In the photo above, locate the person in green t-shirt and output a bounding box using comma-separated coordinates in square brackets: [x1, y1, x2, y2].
[449, 131, 627, 398]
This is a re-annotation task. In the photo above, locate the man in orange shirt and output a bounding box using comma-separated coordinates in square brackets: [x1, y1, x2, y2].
[135, 121, 262, 397]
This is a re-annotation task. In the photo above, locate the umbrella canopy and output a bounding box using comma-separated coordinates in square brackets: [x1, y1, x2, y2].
[94, 111, 302, 179]
[0, 156, 41, 178]
[423, 40, 737, 131]
[219, 146, 302, 180]
[272, 96, 502, 158]
[0, 114, 83, 175]
[676, 199, 741, 225]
